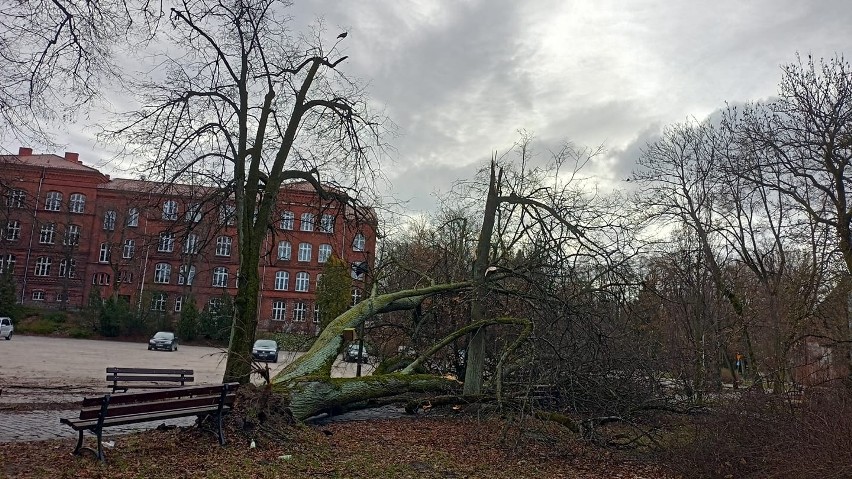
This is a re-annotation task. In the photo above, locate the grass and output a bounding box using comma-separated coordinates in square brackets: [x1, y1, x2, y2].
[6, 415, 680, 478]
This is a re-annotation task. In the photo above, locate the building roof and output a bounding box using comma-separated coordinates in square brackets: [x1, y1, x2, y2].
[0, 152, 102, 174]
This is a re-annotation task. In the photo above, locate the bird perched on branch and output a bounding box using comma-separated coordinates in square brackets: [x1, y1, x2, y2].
[337, 32, 347, 39]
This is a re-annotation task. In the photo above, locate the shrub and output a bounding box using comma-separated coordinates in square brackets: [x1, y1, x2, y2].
[20, 319, 60, 335]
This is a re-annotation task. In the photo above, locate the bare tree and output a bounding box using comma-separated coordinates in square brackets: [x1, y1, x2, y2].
[107, 0, 386, 382]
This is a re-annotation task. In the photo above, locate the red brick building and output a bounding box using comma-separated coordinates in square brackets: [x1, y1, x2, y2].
[0, 147, 376, 333]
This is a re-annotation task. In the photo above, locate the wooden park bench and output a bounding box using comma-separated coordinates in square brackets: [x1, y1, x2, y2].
[107, 367, 194, 393]
[60, 383, 239, 461]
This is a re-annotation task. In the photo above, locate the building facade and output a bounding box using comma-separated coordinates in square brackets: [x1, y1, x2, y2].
[0, 147, 376, 334]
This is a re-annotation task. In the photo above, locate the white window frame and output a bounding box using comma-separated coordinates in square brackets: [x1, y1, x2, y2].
[154, 262, 172, 284]
[313, 303, 321, 323]
[215, 236, 232, 256]
[185, 203, 202, 222]
[69, 193, 86, 213]
[99, 243, 111, 263]
[127, 207, 139, 227]
[34, 257, 52, 276]
[122, 239, 135, 259]
[63, 224, 80, 246]
[178, 265, 196, 285]
[293, 301, 306, 322]
[59, 258, 76, 278]
[183, 233, 199, 254]
[352, 288, 362, 306]
[162, 200, 178, 220]
[158, 232, 175, 253]
[103, 210, 116, 231]
[320, 214, 334, 233]
[44, 191, 62, 211]
[351, 261, 366, 280]
[280, 211, 294, 230]
[277, 241, 292, 260]
[272, 300, 286, 321]
[212, 267, 228, 287]
[39, 223, 56, 244]
[297, 242, 312, 262]
[5, 220, 20, 241]
[353, 233, 366, 252]
[32, 290, 45, 301]
[0, 254, 15, 274]
[300, 212, 314, 231]
[274, 271, 289, 291]
[174, 295, 183, 312]
[318, 244, 332, 263]
[151, 292, 167, 311]
[7, 189, 25, 208]
[295, 272, 309, 292]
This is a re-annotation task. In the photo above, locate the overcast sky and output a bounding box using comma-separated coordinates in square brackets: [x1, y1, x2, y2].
[9, 0, 852, 213]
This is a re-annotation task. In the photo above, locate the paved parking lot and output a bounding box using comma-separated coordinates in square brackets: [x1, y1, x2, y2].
[0, 334, 373, 441]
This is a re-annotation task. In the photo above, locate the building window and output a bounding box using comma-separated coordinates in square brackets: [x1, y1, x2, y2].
[56, 291, 69, 303]
[295, 272, 309, 292]
[219, 204, 235, 225]
[272, 300, 286, 321]
[174, 295, 183, 312]
[274, 271, 289, 291]
[300, 213, 314, 231]
[44, 191, 62, 211]
[127, 207, 139, 227]
[122, 239, 135, 259]
[178, 265, 196, 285]
[0, 254, 15, 274]
[63, 224, 80, 246]
[320, 214, 334, 233]
[32, 290, 45, 301]
[158, 232, 174, 253]
[5, 220, 20, 241]
[151, 292, 167, 311]
[7, 189, 25, 208]
[154, 262, 172, 283]
[351, 262, 367, 280]
[212, 267, 228, 287]
[313, 303, 321, 324]
[69, 193, 86, 213]
[352, 288, 362, 306]
[93, 272, 111, 285]
[215, 236, 232, 256]
[297, 243, 312, 262]
[183, 233, 199, 254]
[99, 243, 111, 263]
[208, 297, 223, 312]
[293, 301, 306, 322]
[318, 244, 332, 263]
[118, 270, 134, 284]
[353, 233, 366, 252]
[34, 257, 52, 276]
[185, 203, 201, 222]
[59, 258, 76, 278]
[280, 211, 294, 230]
[103, 210, 116, 231]
[277, 241, 292, 260]
[162, 200, 178, 220]
[39, 223, 56, 244]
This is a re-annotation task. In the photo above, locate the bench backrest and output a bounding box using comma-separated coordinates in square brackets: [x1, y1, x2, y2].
[79, 383, 239, 420]
[106, 367, 194, 388]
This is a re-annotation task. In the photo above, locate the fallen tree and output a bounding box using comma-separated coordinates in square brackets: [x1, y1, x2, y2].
[269, 280, 534, 420]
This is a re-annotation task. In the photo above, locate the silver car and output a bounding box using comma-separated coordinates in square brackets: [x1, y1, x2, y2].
[0, 317, 12, 340]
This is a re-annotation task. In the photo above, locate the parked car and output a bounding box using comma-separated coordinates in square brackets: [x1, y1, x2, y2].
[0, 317, 13, 340]
[252, 339, 279, 363]
[148, 331, 178, 351]
[343, 343, 369, 363]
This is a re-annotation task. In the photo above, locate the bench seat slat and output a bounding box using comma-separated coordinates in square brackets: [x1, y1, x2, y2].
[62, 405, 228, 430]
[106, 375, 195, 383]
[82, 384, 237, 407]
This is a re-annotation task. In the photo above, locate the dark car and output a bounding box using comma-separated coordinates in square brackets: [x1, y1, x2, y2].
[252, 339, 279, 363]
[343, 343, 369, 363]
[148, 331, 178, 351]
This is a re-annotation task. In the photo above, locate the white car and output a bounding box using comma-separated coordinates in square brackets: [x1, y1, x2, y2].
[0, 317, 13, 340]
